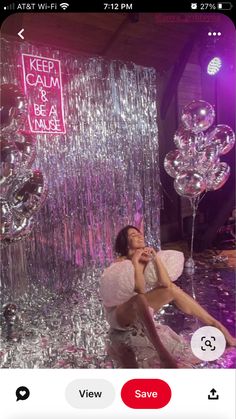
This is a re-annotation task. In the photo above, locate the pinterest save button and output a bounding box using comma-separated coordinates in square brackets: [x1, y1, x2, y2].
[121, 379, 171, 409]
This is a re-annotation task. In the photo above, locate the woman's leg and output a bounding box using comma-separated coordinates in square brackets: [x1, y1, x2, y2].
[145, 283, 236, 346]
[116, 294, 178, 368]
[151, 254, 236, 346]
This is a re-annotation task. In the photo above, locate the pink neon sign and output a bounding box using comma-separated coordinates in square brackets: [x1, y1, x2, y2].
[22, 54, 66, 134]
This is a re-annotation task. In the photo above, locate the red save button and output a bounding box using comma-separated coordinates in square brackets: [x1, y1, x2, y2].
[121, 379, 171, 409]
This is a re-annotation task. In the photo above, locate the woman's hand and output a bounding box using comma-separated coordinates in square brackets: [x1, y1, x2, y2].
[140, 247, 159, 263]
[131, 248, 145, 265]
[147, 247, 158, 259]
[131, 247, 159, 266]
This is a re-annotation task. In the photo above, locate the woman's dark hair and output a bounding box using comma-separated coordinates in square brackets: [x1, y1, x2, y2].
[115, 225, 140, 256]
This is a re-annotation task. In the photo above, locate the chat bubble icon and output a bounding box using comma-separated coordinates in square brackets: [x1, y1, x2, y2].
[16, 386, 30, 401]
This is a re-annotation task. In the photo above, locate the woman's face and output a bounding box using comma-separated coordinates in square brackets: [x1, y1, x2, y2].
[127, 228, 145, 250]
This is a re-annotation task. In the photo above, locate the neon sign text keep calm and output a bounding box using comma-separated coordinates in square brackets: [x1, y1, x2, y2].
[22, 54, 66, 134]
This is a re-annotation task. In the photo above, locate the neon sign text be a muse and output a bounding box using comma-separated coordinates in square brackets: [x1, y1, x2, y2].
[22, 54, 66, 134]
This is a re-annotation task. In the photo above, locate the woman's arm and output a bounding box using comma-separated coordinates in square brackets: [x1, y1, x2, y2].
[149, 249, 172, 288]
[133, 263, 146, 293]
[131, 249, 146, 293]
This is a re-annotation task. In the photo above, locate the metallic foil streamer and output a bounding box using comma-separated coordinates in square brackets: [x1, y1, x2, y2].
[1, 38, 160, 299]
[0, 38, 161, 367]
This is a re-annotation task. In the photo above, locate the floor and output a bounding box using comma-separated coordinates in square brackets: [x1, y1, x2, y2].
[0, 245, 235, 369]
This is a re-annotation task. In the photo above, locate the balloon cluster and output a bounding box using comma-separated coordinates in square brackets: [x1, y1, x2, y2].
[0, 84, 48, 246]
[164, 100, 235, 266]
[164, 100, 235, 199]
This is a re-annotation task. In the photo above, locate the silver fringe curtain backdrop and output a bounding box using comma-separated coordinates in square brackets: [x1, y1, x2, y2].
[0, 39, 161, 368]
[1, 38, 161, 299]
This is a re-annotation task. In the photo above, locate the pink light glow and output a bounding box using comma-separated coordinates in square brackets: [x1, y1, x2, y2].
[22, 54, 66, 134]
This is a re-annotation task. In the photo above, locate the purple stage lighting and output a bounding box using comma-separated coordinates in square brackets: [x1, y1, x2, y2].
[207, 56, 222, 75]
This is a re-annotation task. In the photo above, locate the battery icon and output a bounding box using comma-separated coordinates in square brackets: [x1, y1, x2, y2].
[217, 2, 233, 9]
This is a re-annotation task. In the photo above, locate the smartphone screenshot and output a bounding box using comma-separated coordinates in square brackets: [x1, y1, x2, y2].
[0, 1, 235, 418]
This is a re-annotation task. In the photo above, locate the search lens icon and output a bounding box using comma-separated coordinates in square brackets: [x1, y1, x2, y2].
[191, 326, 226, 361]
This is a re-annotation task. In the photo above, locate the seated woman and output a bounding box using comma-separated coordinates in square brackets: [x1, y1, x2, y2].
[100, 225, 236, 368]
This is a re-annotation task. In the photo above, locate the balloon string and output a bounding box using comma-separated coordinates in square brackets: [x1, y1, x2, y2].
[189, 192, 207, 259]
[189, 191, 207, 259]
[189, 197, 199, 260]
[198, 191, 206, 204]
